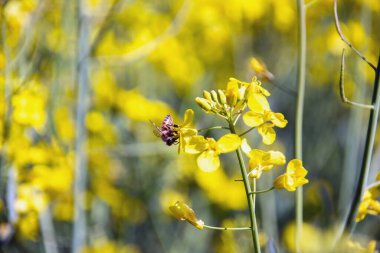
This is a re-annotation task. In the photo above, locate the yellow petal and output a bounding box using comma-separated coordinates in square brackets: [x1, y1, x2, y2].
[248, 149, 266, 168]
[169, 201, 204, 229]
[225, 78, 240, 106]
[197, 150, 220, 172]
[248, 167, 263, 179]
[179, 128, 198, 154]
[182, 109, 194, 126]
[241, 138, 252, 155]
[287, 159, 308, 178]
[267, 151, 286, 166]
[258, 124, 276, 145]
[184, 136, 207, 154]
[270, 112, 288, 128]
[217, 134, 241, 153]
[273, 174, 287, 190]
[295, 177, 309, 188]
[247, 93, 270, 113]
[243, 111, 265, 127]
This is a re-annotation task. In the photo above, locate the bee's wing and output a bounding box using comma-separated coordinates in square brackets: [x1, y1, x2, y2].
[163, 115, 173, 125]
[149, 120, 162, 137]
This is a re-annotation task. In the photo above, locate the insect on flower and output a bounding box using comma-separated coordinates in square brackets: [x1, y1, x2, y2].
[150, 115, 179, 146]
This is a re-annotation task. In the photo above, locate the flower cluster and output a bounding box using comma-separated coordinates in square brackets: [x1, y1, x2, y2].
[356, 173, 380, 222]
[152, 76, 309, 231]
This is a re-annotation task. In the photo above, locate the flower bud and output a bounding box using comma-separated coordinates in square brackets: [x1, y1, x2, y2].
[169, 201, 204, 229]
[225, 79, 239, 106]
[203, 90, 212, 102]
[210, 90, 219, 104]
[195, 97, 212, 112]
[217, 89, 227, 105]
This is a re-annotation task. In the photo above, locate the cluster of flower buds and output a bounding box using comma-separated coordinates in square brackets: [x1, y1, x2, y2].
[195, 89, 227, 115]
[195, 78, 264, 120]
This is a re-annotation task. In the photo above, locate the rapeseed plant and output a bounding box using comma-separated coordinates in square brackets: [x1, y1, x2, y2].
[153, 76, 309, 252]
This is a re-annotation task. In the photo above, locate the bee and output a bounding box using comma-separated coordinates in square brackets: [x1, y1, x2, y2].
[150, 115, 179, 146]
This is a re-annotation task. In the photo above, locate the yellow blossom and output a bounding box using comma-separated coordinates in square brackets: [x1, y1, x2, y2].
[241, 139, 286, 178]
[185, 134, 241, 172]
[356, 190, 380, 222]
[243, 92, 287, 145]
[273, 159, 309, 191]
[357, 174, 380, 222]
[169, 201, 204, 229]
[250, 58, 274, 81]
[177, 109, 198, 153]
[12, 88, 46, 130]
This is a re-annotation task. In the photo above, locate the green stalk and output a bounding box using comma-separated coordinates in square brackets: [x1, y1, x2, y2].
[197, 126, 229, 132]
[229, 121, 261, 253]
[203, 225, 251, 231]
[341, 55, 380, 234]
[295, 0, 306, 252]
[72, 0, 90, 252]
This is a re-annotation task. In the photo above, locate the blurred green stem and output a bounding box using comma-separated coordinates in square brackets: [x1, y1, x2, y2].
[72, 0, 90, 252]
[228, 121, 261, 253]
[295, 0, 306, 252]
[340, 55, 380, 235]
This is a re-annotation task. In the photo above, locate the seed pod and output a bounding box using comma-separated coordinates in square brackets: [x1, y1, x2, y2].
[203, 90, 212, 102]
[195, 97, 212, 112]
[217, 89, 227, 105]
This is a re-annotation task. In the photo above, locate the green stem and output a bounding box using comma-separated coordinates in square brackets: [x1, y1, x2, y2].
[197, 126, 229, 132]
[336, 55, 380, 240]
[295, 0, 307, 252]
[239, 126, 256, 137]
[229, 121, 261, 253]
[72, 1, 90, 252]
[203, 225, 251, 231]
[249, 187, 275, 195]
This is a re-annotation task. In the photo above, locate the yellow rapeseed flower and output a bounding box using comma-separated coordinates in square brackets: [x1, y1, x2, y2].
[241, 140, 286, 178]
[356, 191, 380, 222]
[152, 109, 197, 152]
[12, 88, 46, 130]
[243, 93, 287, 144]
[185, 134, 241, 172]
[250, 58, 274, 82]
[273, 159, 309, 191]
[169, 201, 204, 229]
[357, 174, 380, 222]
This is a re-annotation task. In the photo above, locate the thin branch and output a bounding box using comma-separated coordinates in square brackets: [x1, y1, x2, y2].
[249, 187, 275, 195]
[334, 54, 380, 244]
[239, 126, 256, 137]
[203, 224, 251, 231]
[339, 49, 374, 109]
[333, 0, 376, 71]
[197, 126, 229, 132]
